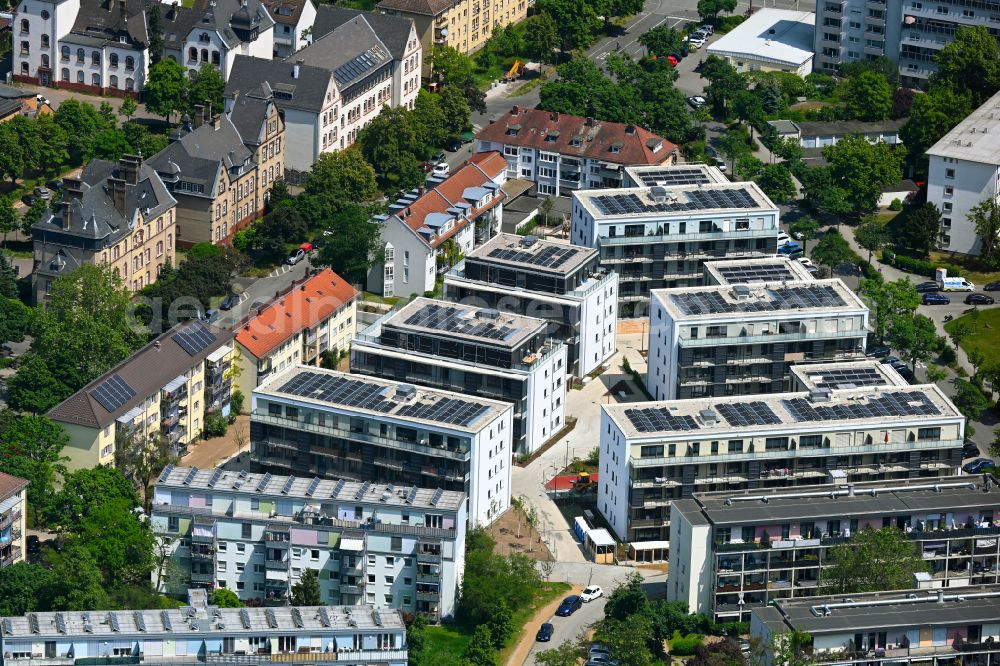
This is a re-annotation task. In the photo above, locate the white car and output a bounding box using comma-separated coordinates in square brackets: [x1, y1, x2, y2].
[687, 95, 707, 109]
[777, 232, 791, 247]
[797, 257, 819, 272]
[687, 34, 706, 48]
[791, 230, 805, 240]
[698, 24, 714, 36]
[432, 162, 450, 177]
[580, 585, 604, 602]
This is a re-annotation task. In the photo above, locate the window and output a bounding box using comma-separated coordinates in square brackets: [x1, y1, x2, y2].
[640, 445, 663, 458]
[91, 51, 100, 65]
[391, 536, 403, 552]
[168, 516, 179, 532]
[125, 56, 134, 70]
[945, 168, 955, 179]
[110, 75, 118, 88]
[242, 523, 252, 539]
[917, 427, 941, 440]
[765, 437, 789, 451]
[41, 53, 49, 68]
[61, 45, 69, 60]
[110, 53, 119, 68]
[20, 18, 28, 33]
[20, 41, 28, 55]
[77, 70, 84, 83]
[40, 34, 49, 48]
[76, 48, 84, 63]
[944, 186, 953, 196]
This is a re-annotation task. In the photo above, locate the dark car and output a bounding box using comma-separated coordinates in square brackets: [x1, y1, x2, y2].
[985, 280, 1000, 291]
[27, 535, 40, 554]
[922, 293, 950, 305]
[963, 442, 981, 458]
[219, 292, 240, 311]
[963, 458, 995, 474]
[445, 137, 463, 152]
[536, 623, 554, 642]
[915, 282, 940, 293]
[21, 194, 37, 206]
[965, 293, 995, 305]
[865, 345, 891, 358]
[555, 595, 583, 617]
[46, 179, 65, 192]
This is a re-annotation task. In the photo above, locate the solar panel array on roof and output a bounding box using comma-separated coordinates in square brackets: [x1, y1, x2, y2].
[277, 372, 397, 412]
[402, 302, 523, 343]
[805, 366, 888, 389]
[716, 402, 782, 427]
[486, 244, 579, 270]
[632, 168, 714, 187]
[172, 320, 218, 357]
[591, 188, 759, 216]
[671, 285, 846, 316]
[257, 472, 272, 492]
[306, 477, 321, 497]
[89, 374, 137, 413]
[207, 468, 223, 488]
[625, 408, 699, 433]
[333, 44, 389, 85]
[396, 397, 490, 427]
[782, 391, 941, 423]
[716, 264, 797, 284]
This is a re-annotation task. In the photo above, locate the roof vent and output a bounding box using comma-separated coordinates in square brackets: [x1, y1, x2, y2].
[699, 409, 717, 424]
[478, 308, 501, 321]
[396, 384, 416, 400]
[625, 124, 636, 135]
[521, 235, 539, 247]
[650, 186, 668, 202]
[732, 284, 752, 300]
[809, 388, 832, 403]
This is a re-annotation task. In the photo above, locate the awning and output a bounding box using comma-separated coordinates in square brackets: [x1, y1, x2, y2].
[0, 495, 19, 513]
[207, 344, 232, 364]
[629, 540, 669, 550]
[265, 569, 289, 581]
[163, 374, 187, 393]
[587, 529, 615, 548]
[117, 405, 144, 424]
[340, 538, 365, 552]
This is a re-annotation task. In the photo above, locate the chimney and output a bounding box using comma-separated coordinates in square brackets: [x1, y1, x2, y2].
[226, 90, 239, 113]
[550, 111, 559, 122]
[64, 177, 85, 202]
[192, 104, 205, 129]
[121, 154, 141, 186]
[511, 105, 519, 115]
[293, 59, 303, 79]
[108, 176, 127, 217]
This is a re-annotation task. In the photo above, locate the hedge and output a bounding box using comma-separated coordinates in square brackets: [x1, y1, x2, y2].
[670, 632, 705, 656]
[882, 250, 963, 279]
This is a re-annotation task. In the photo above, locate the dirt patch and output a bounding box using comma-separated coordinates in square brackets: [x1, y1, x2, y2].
[488, 506, 554, 561]
[617, 319, 648, 335]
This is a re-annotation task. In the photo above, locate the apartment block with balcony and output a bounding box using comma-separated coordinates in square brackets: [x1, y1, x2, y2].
[646, 279, 869, 401]
[250, 366, 513, 526]
[443, 233, 617, 378]
[670, 478, 1000, 623]
[151, 466, 465, 618]
[351, 296, 567, 456]
[598, 382, 966, 546]
[752, 585, 1000, 666]
[0, 473, 28, 571]
[234, 268, 358, 407]
[572, 178, 780, 318]
[48, 320, 234, 473]
[0, 599, 408, 666]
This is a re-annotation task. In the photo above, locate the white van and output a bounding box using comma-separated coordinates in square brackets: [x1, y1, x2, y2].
[935, 268, 975, 292]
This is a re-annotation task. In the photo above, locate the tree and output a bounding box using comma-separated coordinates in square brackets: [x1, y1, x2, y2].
[810, 230, 854, 269]
[823, 134, 904, 215]
[799, 166, 852, 218]
[145, 58, 189, 122]
[604, 572, 650, 622]
[357, 106, 424, 191]
[0, 122, 26, 185]
[755, 164, 796, 204]
[855, 216, 889, 265]
[462, 624, 497, 666]
[844, 70, 893, 121]
[896, 202, 941, 257]
[0, 413, 69, 517]
[968, 198, 1000, 268]
[822, 527, 929, 593]
[991, 428, 1000, 460]
[119, 95, 138, 124]
[439, 84, 472, 137]
[0, 196, 17, 248]
[889, 314, 940, 371]
[931, 25, 1000, 106]
[22, 197, 49, 236]
[72, 497, 155, 584]
[411, 89, 448, 153]
[5, 355, 68, 415]
[524, 12, 560, 64]
[952, 379, 990, 423]
[790, 217, 821, 253]
[703, 56, 746, 117]
[188, 64, 226, 117]
[593, 615, 656, 666]
[431, 46, 486, 113]
[638, 25, 683, 58]
[314, 202, 383, 285]
[732, 90, 765, 132]
[406, 614, 428, 666]
[0, 562, 53, 615]
[536, 641, 586, 666]
[697, 0, 737, 23]
[0, 297, 29, 349]
[290, 568, 322, 605]
[212, 588, 243, 608]
[947, 319, 972, 348]
[89, 128, 133, 161]
[44, 540, 113, 611]
[147, 3, 165, 64]
[534, 0, 601, 53]
[900, 88, 972, 174]
[48, 466, 140, 528]
[485, 598, 514, 648]
[859, 277, 920, 342]
[0, 252, 18, 298]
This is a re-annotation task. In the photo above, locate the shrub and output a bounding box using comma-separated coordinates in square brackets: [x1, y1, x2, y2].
[670, 631, 705, 656]
[888, 253, 963, 279]
[940, 346, 957, 365]
[889, 198, 903, 211]
[204, 412, 228, 438]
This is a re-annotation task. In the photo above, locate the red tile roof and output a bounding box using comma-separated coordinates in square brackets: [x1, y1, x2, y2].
[394, 153, 506, 249]
[235, 268, 358, 360]
[0, 471, 28, 500]
[475, 106, 676, 166]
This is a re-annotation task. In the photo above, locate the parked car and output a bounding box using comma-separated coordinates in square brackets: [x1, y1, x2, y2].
[698, 24, 714, 35]
[984, 280, 1000, 291]
[687, 34, 706, 48]
[965, 293, 995, 305]
[555, 595, 583, 617]
[865, 345, 891, 358]
[915, 281, 940, 293]
[686, 95, 707, 109]
[963, 458, 995, 474]
[536, 623, 554, 642]
[219, 292, 240, 311]
[445, 137, 463, 152]
[796, 257, 818, 272]
[777, 232, 791, 246]
[431, 152, 446, 164]
[777, 242, 801, 255]
[21, 194, 37, 206]
[27, 535, 40, 554]
[712, 156, 727, 172]
[34, 186, 51, 200]
[203, 309, 220, 324]
[922, 292, 950, 305]
[588, 658, 619, 666]
[791, 229, 804, 240]
[963, 442, 981, 458]
[286, 243, 313, 266]
[46, 179, 64, 192]
[581, 585, 604, 602]
[432, 162, 450, 177]
[589, 645, 611, 658]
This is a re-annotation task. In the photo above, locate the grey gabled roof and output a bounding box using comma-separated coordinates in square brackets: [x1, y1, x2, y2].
[70, 0, 150, 49]
[146, 116, 253, 198]
[311, 6, 413, 60]
[292, 13, 392, 90]
[225, 55, 331, 113]
[228, 86, 274, 147]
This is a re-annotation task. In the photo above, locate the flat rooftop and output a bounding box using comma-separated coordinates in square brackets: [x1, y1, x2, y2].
[624, 163, 729, 188]
[791, 360, 909, 391]
[757, 585, 1000, 635]
[466, 233, 595, 276]
[707, 8, 815, 68]
[675, 477, 996, 527]
[605, 383, 963, 440]
[703, 257, 814, 285]
[255, 365, 510, 432]
[0, 605, 403, 639]
[653, 279, 867, 320]
[383, 297, 546, 348]
[574, 182, 777, 220]
[156, 465, 465, 512]
[928, 88, 1000, 165]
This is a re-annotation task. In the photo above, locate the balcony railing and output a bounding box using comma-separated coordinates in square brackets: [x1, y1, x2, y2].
[600, 228, 776, 245]
[0, 545, 22, 567]
[0, 509, 22, 530]
[679, 328, 866, 346]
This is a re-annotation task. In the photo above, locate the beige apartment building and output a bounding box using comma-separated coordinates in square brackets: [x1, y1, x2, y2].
[30, 155, 178, 303]
[233, 268, 359, 409]
[48, 320, 235, 472]
[378, 0, 527, 77]
[0, 473, 28, 571]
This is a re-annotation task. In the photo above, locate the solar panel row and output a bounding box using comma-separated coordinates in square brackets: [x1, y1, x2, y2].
[89, 374, 137, 413]
[805, 367, 887, 389]
[402, 302, 521, 343]
[173, 320, 218, 357]
[671, 285, 846, 316]
[716, 265, 797, 284]
[633, 168, 714, 187]
[625, 408, 699, 433]
[592, 189, 758, 216]
[782, 391, 941, 422]
[486, 244, 578, 270]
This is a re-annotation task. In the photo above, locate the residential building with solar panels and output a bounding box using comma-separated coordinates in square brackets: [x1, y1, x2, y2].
[351, 297, 566, 455]
[47, 320, 235, 473]
[250, 366, 513, 526]
[0, 594, 408, 666]
[623, 163, 729, 189]
[702, 256, 815, 286]
[646, 279, 869, 401]
[571, 180, 780, 317]
[789, 359, 910, 393]
[597, 382, 966, 545]
[151, 466, 466, 618]
[668, 477, 1000, 622]
[443, 233, 618, 378]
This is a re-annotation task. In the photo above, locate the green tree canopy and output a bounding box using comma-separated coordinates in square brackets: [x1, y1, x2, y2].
[313, 202, 383, 285]
[357, 106, 424, 191]
[534, 0, 601, 52]
[952, 378, 990, 423]
[755, 163, 796, 204]
[431, 46, 486, 113]
[188, 64, 226, 117]
[823, 134, 904, 214]
[305, 147, 381, 203]
[844, 70, 893, 121]
[900, 87, 972, 175]
[855, 215, 889, 264]
[524, 12, 560, 63]
[461, 624, 497, 666]
[0, 562, 53, 615]
[859, 277, 920, 343]
[0, 297, 29, 349]
[895, 202, 942, 257]
[638, 25, 683, 58]
[0, 251, 19, 297]
[0, 413, 69, 516]
[822, 527, 929, 593]
[212, 588, 243, 608]
[889, 314, 941, 371]
[290, 568, 322, 605]
[48, 466, 140, 528]
[810, 230, 854, 269]
[789, 216, 821, 253]
[145, 58, 189, 122]
[968, 197, 1000, 268]
[697, 0, 737, 22]
[43, 540, 113, 611]
[931, 25, 1000, 106]
[70, 497, 155, 584]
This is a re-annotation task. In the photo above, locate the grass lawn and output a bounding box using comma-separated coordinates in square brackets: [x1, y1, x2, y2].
[928, 250, 1000, 285]
[422, 581, 572, 666]
[944, 308, 1000, 365]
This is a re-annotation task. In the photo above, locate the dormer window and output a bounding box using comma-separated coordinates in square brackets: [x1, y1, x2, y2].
[610, 142, 623, 154]
[545, 130, 560, 143]
[571, 136, 582, 147]
[506, 123, 521, 136]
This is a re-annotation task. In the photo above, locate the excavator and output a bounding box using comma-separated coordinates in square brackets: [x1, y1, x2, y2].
[503, 59, 525, 82]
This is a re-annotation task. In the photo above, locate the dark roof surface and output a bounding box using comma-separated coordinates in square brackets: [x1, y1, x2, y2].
[70, 0, 150, 48]
[147, 116, 253, 197]
[262, 0, 310, 25]
[294, 14, 392, 89]
[227, 87, 274, 146]
[376, 0, 453, 17]
[312, 6, 413, 59]
[225, 56, 332, 113]
[796, 118, 906, 137]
